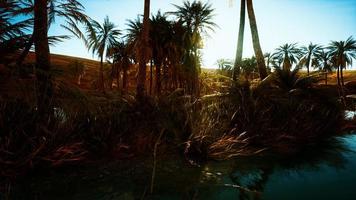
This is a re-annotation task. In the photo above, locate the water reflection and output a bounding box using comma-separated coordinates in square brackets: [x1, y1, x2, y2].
[196, 135, 356, 200]
[6, 135, 356, 200]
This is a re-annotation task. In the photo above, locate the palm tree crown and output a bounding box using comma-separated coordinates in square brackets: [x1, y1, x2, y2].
[327, 36, 356, 90]
[171, 0, 217, 35]
[273, 43, 302, 71]
[300, 42, 322, 75]
[328, 36, 356, 69]
[86, 16, 121, 91]
[86, 16, 121, 59]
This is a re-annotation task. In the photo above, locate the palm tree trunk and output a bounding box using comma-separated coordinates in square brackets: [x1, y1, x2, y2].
[337, 66, 340, 87]
[123, 67, 128, 94]
[34, 0, 51, 115]
[325, 71, 328, 85]
[340, 65, 345, 99]
[100, 56, 105, 93]
[340, 66, 345, 87]
[306, 55, 311, 75]
[246, 0, 267, 80]
[233, 0, 246, 81]
[110, 63, 115, 89]
[136, 0, 150, 100]
[156, 64, 161, 95]
[149, 60, 153, 95]
[117, 63, 121, 91]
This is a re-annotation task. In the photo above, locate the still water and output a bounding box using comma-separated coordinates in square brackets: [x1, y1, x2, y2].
[10, 134, 356, 200]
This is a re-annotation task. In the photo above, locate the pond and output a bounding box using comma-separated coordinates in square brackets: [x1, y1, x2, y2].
[8, 134, 356, 200]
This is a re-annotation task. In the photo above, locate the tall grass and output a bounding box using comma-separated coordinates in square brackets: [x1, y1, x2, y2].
[0, 85, 194, 180]
[185, 68, 345, 161]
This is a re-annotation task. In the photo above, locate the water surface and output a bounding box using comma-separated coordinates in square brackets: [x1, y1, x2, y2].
[9, 134, 356, 200]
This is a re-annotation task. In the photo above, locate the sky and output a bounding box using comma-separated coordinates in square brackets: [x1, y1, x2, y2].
[49, 0, 356, 68]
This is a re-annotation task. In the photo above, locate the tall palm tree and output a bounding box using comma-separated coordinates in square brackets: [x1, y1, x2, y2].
[301, 42, 322, 75]
[136, 0, 150, 100]
[151, 11, 172, 95]
[315, 49, 333, 85]
[86, 16, 121, 92]
[233, 0, 246, 81]
[273, 43, 302, 71]
[126, 16, 143, 63]
[170, 0, 217, 95]
[328, 36, 356, 92]
[33, 0, 52, 115]
[246, 0, 267, 80]
[107, 40, 131, 93]
[14, 0, 90, 67]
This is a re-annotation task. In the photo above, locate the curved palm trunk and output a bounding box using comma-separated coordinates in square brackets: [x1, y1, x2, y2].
[246, 0, 267, 80]
[34, 0, 52, 115]
[233, 0, 246, 81]
[136, 0, 150, 100]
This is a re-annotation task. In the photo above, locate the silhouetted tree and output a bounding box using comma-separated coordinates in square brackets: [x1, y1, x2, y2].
[233, 0, 246, 80]
[86, 16, 121, 92]
[273, 43, 301, 71]
[328, 36, 356, 96]
[301, 42, 322, 75]
[246, 0, 267, 80]
[136, 0, 150, 100]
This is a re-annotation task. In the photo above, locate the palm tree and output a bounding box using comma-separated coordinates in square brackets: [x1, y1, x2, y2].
[136, 0, 150, 100]
[86, 16, 121, 92]
[33, 0, 52, 115]
[216, 59, 233, 77]
[264, 52, 274, 73]
[170, 0, 217, 95]
[14, 0, 90, 67]
[233, 0, 246, 81]
[126, 16, 143, 63]
[272, 66, 318, 92]
[150, 11, 173, 95]
[273, 43, 302, 71]
[315, 49, 333, 85]
[240, 56, 257, 80]
[328, 36, 356, 93]
[109, 41, 132, 93]
[246, 0, 267, 80]
[301, 43, 322, 75]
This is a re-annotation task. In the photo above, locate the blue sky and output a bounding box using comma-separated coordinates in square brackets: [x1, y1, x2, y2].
[49, 0, 356, 68]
